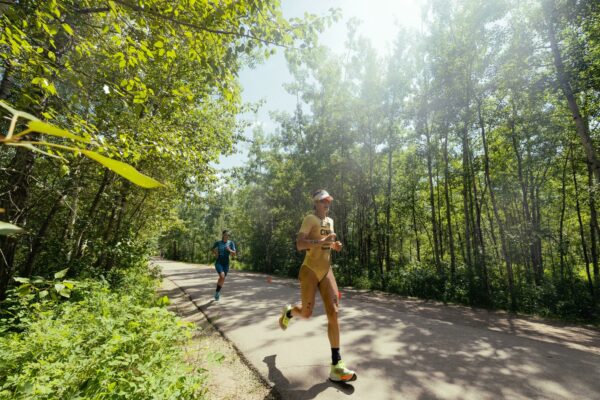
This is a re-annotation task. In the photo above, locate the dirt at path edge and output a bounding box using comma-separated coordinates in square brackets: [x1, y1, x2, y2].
[158, 277, 278, 400]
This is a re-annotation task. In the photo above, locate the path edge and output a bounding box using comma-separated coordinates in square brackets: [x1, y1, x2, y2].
[159, 271, 283, 400]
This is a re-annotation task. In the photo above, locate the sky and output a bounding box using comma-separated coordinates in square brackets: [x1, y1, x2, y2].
[215, 0, 424, 170]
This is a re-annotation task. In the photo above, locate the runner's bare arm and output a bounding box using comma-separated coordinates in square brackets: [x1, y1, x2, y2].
[226, 245, 237, 257]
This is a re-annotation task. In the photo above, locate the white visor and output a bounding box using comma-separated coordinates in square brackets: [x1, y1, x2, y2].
[312, 190, 333, 202]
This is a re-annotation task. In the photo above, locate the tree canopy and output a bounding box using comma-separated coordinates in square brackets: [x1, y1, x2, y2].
[0, 0, 336, 297]
[166, 0, 600, 321]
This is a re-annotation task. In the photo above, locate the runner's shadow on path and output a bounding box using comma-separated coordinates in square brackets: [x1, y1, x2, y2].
[262, 355, 354, 400]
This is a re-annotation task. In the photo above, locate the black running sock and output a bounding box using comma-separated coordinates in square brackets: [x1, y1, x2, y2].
[216, 284, 222, 293]
[331, 348, 341, 365]
[286, 309, 293, 319]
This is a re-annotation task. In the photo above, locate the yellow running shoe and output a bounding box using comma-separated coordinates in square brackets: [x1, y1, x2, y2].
[278, 305, 292, 330]
[329, 360, 357, 382]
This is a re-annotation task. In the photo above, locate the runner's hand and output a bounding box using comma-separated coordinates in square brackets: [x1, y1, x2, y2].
[325, 233, 337, 242]
[331, 241, 343, 252]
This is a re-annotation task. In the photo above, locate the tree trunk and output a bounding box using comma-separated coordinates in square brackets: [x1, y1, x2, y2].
[94, 194, 118, 271]
[385, 135, 393, 273]
[436, 158, 444, 259]
[545, 1, 600, 184]
[0, 60, 13, 99]
[461, 124, 475, 297]
[367, 130, 385, 288]
[510, 105, 539, 285]
[587, 163, 598, 298]
[479, 100, 516, 309]
[571, 154, 593, 296]
[442, 123, 457, 285]
[0, 148, 35, 299]
[425, 124, 442, 274]
[469, 144, 489, 301]
[529, 181, 544, 285]
[105, 182, 130, 271]
[21, 193, 68, 277]
[558, 148, 570, 280]
[75, 169, 112, 259]
[411, 189, 421, 262]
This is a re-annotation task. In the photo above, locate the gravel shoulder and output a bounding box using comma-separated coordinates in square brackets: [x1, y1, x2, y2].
[158, 277, 277, 400]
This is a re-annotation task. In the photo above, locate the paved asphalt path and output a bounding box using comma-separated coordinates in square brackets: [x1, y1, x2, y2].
[156, 259, 600, 400]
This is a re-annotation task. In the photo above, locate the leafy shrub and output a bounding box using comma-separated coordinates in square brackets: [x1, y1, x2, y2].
[351, 275, 372, 290]
[515, 278, 597, 321]
[386, 262, 446, 300]
[0, 268, 206, 399]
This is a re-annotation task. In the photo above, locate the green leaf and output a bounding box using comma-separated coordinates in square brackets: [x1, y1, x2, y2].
[207, 351, 225, 364]
[58, 288, 71, 298]
[62, 23, 74, 36]
[81, 150, 163, 188]
[0, 100, 39, 121]
[63, 281, 75, 289]
[44, 82, 58, 95]
[54, 268, 69, 279]
[54, 283, 65, 292]
[28, 121, 91, 143]
[13, 277, 30, 283]
[0, 221, 24, 235]
[39, 290, 49, 298]
[154, 41, 164, 48]
[17, 285, 31, 296]
[157, 295, 170, 306]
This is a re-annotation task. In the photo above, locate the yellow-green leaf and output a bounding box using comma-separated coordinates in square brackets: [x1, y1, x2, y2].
[45, 82, 57, 95]
[63, 281, 75, 289]
[0, 100, 39, 121]
[62, 23, 74, 36]
[54, 268, 69, 279]
[0, 221, 24, 235]
[28, 121, 91, 143]
[81, 150, 162, 188]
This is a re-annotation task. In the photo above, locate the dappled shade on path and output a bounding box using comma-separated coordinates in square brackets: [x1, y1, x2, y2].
[158, 260, 600, 400]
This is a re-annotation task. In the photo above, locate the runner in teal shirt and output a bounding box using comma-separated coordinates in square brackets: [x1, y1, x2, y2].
[211, 230, 236, 301]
